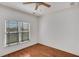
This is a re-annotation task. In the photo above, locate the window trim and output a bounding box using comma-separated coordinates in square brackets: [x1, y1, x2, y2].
[5, 20, 30, 47]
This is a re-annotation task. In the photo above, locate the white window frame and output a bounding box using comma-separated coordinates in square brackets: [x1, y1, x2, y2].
[5, 20, 30, 47]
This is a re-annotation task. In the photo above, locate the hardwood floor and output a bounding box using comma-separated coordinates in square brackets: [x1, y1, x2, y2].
[3, 43, 78, 57]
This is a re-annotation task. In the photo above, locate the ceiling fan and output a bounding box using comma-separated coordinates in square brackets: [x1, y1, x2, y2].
[23, 2, 51, 10]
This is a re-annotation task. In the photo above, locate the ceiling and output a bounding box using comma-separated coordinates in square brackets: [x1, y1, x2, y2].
[0, 2, 78, 16]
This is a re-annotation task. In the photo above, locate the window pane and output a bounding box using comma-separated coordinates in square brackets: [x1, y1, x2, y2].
[21, 32, 29, 42]
[22, 22, 29, 31]
[18, 22, 22, 31]
[7, 33, 19, 44]
[7, 21, 18, 32]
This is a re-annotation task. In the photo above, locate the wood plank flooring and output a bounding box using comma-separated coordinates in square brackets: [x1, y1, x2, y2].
[4, 43, 78, 57]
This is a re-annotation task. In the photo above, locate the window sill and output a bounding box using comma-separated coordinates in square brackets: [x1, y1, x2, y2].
[5, 40, 30, 47]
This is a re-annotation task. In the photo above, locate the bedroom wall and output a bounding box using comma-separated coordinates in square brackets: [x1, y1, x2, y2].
[0, 5, 39, 56]
[39, 7, 79, 55]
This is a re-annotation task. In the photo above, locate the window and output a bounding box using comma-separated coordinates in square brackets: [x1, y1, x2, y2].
[21, 23, 30, 42]
[5, 20, 30, 46]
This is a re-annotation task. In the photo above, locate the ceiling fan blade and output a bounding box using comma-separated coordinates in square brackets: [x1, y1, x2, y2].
[35, 3, 39, 10]
[23, 2, 51, 11]
[41, 2, 51, 7]
[23, 2, 35, 4]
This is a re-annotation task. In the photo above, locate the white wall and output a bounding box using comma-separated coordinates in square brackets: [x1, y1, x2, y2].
[39, 7, 79, 55]
[0, 5, 39, 56]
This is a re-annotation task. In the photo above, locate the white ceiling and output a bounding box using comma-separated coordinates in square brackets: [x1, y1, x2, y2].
[0, 2, 78, 16]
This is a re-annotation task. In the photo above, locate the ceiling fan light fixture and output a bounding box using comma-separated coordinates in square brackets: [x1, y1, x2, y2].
[33, 10, 37, 14]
